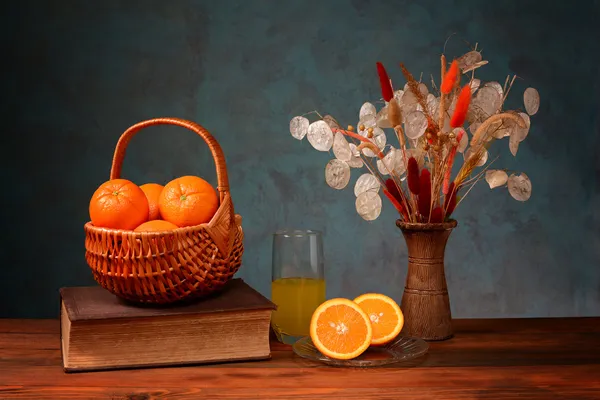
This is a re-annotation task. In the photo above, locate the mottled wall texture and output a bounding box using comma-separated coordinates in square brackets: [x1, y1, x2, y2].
[2, 0, 599, 318]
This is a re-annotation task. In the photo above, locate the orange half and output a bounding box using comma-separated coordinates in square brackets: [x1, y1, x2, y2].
[309, 298, 373, 360]
[353, 293, 404, 346]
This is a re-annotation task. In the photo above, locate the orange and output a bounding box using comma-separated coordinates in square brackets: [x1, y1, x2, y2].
[134, 220, 179, 232]
[140, 183, 164, 221]
[353, 293, 404, 346]
[89, 179, 149, 230]
[158, 175, 219, 227]
[309, 298, 373, 360]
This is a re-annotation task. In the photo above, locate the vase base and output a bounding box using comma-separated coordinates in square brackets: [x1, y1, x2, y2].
[422, 333, 454, 342]
[401, 327, 454, 342]
[400, 291, 453, 341]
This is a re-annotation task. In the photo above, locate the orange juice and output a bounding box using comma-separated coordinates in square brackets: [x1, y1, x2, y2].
[271, 277, 326, 337]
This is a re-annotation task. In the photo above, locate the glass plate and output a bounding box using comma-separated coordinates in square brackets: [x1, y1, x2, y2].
[292, 335, 429, 367]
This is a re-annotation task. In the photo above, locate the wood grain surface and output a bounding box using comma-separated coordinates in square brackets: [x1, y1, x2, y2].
[1, 318, 599, 399]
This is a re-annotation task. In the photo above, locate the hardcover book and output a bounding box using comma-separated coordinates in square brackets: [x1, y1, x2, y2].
[60, 279, 276, 372]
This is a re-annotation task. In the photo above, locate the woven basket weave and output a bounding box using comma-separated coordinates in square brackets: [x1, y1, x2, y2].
[84, 118, 244, 304]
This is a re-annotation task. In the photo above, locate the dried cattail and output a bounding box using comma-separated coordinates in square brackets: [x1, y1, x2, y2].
[387, 97, 402, 127]
[394, 125, 406, 148]
[385, 178, 402, 202]
[376, 62, 394, 102]
[407, 157, 420, 194]
[450, 84, 472, 128]
[417, 168, 431, 218]
[444, 182, 458, 216]
[441, 60, 459, 94]
[440, 54, 447, 81]
[443, 130, 464, 194]
[430, 206, 443, 223]
[385, 179, 410, 219]
[383, 186, 408, 220]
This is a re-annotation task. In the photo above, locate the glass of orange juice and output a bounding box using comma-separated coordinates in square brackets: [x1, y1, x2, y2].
[271, 229, 326, 344]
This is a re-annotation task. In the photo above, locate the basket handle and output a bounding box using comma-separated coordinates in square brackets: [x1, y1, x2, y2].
[110, 118, 230, 200]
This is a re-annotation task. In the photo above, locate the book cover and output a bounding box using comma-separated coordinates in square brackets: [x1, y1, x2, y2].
[60, 279, 276, 372]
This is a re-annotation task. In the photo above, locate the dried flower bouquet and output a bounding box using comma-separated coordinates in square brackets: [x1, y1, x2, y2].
[289, 44, 540, 224]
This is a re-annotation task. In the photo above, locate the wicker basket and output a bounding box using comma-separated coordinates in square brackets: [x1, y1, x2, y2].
[84, 118, 244, 304]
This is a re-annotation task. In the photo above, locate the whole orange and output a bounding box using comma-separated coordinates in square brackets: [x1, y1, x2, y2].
[159, 175, 219, 227]
[89, 179, 149, 230]
[140, 183, 164, 221]
[134, 220, 179, 232]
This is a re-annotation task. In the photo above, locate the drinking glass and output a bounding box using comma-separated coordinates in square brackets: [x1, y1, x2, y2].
[271, 229, 326, 344]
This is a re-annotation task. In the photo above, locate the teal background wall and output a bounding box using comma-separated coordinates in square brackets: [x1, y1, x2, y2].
[2, 0, 599, 318]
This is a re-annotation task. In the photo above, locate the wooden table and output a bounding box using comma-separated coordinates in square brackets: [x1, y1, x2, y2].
[1, 318, 599, 399]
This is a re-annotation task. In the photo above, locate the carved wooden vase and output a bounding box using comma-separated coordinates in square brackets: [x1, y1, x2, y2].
[396, 219, 457, 341]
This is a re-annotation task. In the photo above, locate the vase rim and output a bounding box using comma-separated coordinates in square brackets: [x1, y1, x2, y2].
[396, 219, 458, 231]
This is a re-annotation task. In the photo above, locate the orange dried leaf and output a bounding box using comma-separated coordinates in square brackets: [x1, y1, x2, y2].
[450, 84, 472, 128]
[441, 60, 459, 94]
